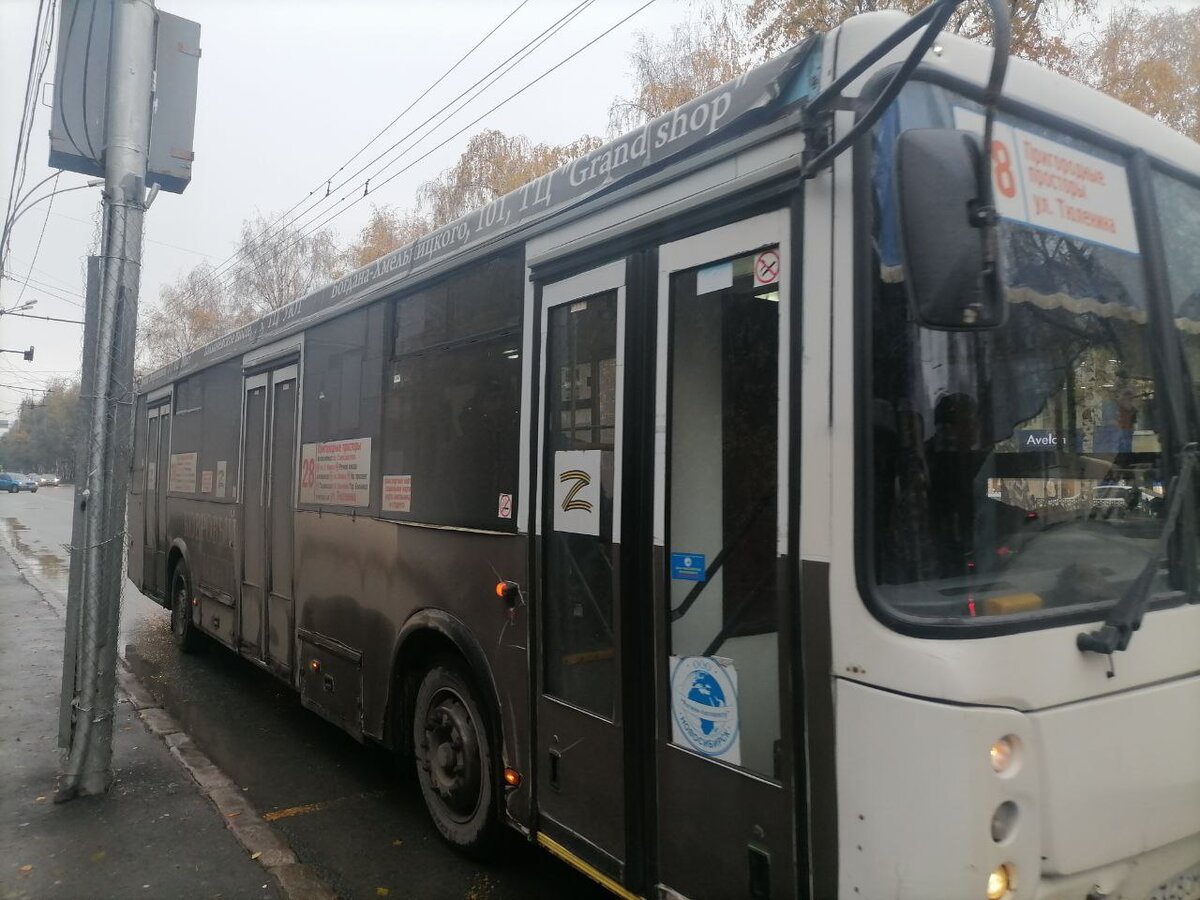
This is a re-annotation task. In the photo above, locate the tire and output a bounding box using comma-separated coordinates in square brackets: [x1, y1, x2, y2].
[169, 561, 198, 653]
[30, 487, 37, 493]
[8, 485, 16, 493]
[412, 663, 499, 857]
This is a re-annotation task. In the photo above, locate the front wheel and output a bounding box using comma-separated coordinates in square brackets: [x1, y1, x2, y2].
[412, 664, 499, 857]
[169, 561, 198, 652]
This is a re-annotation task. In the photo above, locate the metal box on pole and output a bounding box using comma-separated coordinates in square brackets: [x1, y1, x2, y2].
[48, 0, 200, 193]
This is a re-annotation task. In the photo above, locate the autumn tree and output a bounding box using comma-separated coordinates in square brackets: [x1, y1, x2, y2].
[138, 262, 245, 371]
[744, 0, 1095, 75]
[0, 378, 81, 478]
[416, 130, 603, 228]
[341, 204, 430, 270]
[1074, 4, 1199, 143]
[229, 211, 340, 318]
[609, 2, 751, 133]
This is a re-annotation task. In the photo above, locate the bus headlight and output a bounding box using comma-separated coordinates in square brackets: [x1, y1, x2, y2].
[986, 863, 1014, 899]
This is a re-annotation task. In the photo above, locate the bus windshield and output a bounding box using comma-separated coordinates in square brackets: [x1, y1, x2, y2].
[867, 81, 1199, 628]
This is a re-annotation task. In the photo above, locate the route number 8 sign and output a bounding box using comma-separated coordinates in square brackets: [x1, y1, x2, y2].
[954, 107, 1140, 256]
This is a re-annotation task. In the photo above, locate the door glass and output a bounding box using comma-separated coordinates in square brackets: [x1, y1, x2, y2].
[270, 377, 296, 602]
[543, 292, 619, 718]
[667, 248, 781, 779]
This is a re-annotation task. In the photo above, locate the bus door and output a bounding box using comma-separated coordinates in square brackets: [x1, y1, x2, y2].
[239, 362, 299, 674]
[535, 260, 629, 882]
[143, 399, 171, 598]
[652, 210, 797, 898]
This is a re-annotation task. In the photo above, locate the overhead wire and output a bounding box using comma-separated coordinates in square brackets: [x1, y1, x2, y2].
[208, 0, 605, 299]
[168, 0, 537, 309]
[3, 0, 55, 275]
[282, 0, 531, 228]
[232, 0, 597, 265]
[224, 0, 661, 293]
[15, 173, 61, 306]
[2, 274, 85, 308]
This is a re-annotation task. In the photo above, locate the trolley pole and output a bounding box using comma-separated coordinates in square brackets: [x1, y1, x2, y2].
[57, 0, 156, 800]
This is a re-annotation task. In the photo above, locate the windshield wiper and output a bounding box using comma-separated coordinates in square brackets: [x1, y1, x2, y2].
[1076, 443, 1198, 674]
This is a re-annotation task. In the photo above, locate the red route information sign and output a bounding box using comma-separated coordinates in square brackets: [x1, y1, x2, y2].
[382, 475, 412, 513]
[299, 438, 372, 507]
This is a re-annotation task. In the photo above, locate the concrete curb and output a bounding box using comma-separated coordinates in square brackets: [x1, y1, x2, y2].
[115, 664, 339, 899]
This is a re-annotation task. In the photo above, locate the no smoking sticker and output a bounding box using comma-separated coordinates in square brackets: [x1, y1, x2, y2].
[498, 493, 513, 519]
[753, 249, 780, 287]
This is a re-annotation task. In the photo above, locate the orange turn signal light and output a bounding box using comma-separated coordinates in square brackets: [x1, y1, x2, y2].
[495, 581, 507, 598]
[503, 767, 521, 788]
[309, 659, 321, 673]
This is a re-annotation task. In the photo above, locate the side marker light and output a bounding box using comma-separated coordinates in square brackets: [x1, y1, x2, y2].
[989, 735, 1019, 774]
[503, 767, 521, 788]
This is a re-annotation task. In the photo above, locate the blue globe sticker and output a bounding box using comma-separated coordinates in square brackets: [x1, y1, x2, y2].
[669, 656, 740, 763]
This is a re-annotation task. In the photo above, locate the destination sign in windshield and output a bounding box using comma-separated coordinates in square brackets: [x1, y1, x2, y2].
[954, 108, 1140, 255]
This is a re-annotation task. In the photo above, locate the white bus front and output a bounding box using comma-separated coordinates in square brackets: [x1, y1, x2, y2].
[818, 14, 1200, 899]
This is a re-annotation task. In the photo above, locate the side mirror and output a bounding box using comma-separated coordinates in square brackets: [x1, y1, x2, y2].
[894, 129, 1005, 330]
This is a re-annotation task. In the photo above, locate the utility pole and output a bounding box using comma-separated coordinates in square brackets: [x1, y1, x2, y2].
[56, 0, 155, 800]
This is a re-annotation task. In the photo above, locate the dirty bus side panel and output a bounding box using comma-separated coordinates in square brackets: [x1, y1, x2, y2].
[161, 359, 243, 647]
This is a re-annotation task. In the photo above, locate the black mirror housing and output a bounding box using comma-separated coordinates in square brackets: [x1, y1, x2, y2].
[894, 128, 1006, 330]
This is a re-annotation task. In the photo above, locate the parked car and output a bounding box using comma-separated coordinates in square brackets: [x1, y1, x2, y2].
[0, 472, 37, 493]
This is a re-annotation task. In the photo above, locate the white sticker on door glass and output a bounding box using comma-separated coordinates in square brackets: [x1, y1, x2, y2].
[215, 461, 227, 498]
[696, 261, 733, 294]
[670, 655, 741, 765]
[553, 449, 601, 537]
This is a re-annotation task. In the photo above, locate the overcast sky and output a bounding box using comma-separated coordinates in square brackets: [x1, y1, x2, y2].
[0, 0, 1196, 431]
[0, 0, 693, 425]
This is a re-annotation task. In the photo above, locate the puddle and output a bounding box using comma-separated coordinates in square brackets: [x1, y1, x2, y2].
[1, 517, 69, 590]
[35, 552, 65, 580]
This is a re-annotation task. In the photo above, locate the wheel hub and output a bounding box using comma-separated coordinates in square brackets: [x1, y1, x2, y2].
[422, 692, 481, 818]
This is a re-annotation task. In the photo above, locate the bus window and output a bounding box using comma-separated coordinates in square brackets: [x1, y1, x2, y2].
[382, 253, 522, 531]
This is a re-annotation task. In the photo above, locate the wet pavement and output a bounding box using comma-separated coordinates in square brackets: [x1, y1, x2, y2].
[0, 489, 609, 900]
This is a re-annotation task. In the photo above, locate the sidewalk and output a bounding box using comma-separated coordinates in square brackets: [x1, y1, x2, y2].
[0, 552, 280, 900]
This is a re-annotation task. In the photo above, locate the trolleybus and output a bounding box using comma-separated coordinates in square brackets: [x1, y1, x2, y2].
[127, 3, 1200, 897]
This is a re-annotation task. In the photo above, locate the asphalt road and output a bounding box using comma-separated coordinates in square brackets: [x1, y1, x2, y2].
[0, 488, 608, 900]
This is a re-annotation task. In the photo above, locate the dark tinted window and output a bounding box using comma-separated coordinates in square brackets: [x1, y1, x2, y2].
[382, 249, 523, 530]
[299, 303, 386, 513]
[394, 253, 523, 356]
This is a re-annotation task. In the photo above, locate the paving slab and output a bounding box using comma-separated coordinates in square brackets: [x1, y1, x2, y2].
[0, 554, 281, 900]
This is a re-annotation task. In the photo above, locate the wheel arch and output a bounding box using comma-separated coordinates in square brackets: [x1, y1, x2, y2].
[387, 608, 505, 764]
